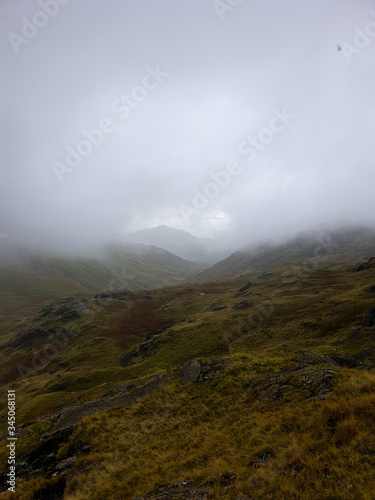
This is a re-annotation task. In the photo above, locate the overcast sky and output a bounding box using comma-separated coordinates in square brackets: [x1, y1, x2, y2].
[1, 0, 375, 253]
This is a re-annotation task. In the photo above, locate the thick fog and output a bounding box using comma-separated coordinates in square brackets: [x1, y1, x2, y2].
[1, 0, 375, 253]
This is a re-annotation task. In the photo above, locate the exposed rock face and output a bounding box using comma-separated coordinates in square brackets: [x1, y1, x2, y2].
[178, 358, 228, 384]
[207, 302, 227, 312]
[233, 300, 252, 310]
[355, 257, 375, 272]
[243, 364, 337, 402]
[179, 359, 202, 384]
[234, 282, 252, 297]
[363, 306, 375, 327]
[46, 373, 172, 436]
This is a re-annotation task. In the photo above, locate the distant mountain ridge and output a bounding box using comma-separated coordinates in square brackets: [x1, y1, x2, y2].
[123, 225, 226, 263]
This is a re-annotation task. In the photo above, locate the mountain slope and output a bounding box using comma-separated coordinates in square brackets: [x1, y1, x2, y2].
[1, 255, 375, 499]
[0, 242, 203, 340]
[193, 227, 375, 282]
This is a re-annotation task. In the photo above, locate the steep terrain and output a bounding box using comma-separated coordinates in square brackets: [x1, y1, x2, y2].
[1, 246, 375, 499]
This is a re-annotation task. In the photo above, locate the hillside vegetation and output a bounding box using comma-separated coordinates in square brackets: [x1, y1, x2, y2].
[0, 243, 201, 342]
[1, 244, 375, 499]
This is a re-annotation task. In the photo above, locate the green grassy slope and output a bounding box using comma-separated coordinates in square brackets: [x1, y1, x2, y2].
[0, 254, 375, 499]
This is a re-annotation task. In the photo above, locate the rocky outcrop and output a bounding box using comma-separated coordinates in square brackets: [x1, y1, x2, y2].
[178, 358, 228, 384]
[297, 352, 339, 367]
[179, 359, 202, 384]
[120, 333, 167, 367]
[234, 282, 252, 297]
[233, 300, 252, 310]
[207, 302, 227, 312]
[46, 373, 172, 436]
[355, 257, 375, 272]
[243, 364, 337, 402]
